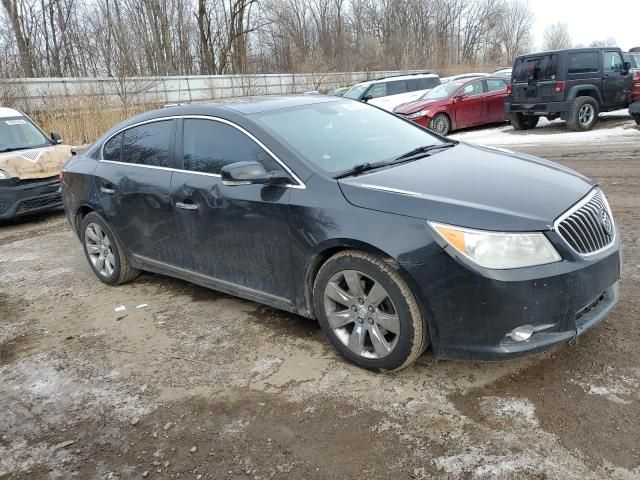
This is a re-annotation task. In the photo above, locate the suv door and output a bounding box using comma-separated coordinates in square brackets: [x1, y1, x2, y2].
[602, 50, 630, 107]
[170, 117, 295, 301]
[453, 80, 487, 128]
[94, 119, 178, 262]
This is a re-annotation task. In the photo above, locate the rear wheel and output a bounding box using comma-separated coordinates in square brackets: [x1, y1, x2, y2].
[81, 211, 140, 285]
[429, 113, 451, 136]
[635, 117, 640, 127]
[313, 250, 429, 372]
[567, 96, 599, 131]
[510, 113, 539, 130]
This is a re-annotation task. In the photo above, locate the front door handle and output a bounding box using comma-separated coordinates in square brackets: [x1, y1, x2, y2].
[176, 201, 199, 211]
[100, 186, 115, 194]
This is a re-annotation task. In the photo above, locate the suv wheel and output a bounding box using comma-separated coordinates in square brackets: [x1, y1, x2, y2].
[81, 211, 141, 285]
[313, 250, 429, 372]
[567, 96, 599, 131]
[510, 113, 539, 130]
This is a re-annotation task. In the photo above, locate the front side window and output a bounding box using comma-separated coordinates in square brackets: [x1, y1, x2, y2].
[486, 79, 507, 92]
[460, 81, 485, 96]
[367, 83, 387, 98]
[253, 100, 443, 176]
[568, 52, 599, 74]
[0, 117, 51, 153]
[122, 120, 173, 167]
[603, 51, 624, 72]
[343, 84, 369, 100]
[182, 119, 281, 175]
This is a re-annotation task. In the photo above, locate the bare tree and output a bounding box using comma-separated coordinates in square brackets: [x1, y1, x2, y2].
[498, 0, 533, 64]
[543, 22, 572, 51]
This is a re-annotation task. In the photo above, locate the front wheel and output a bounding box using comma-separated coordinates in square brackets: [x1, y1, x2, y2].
[313, 251, 429, 372]
[429, 113, 451, 136]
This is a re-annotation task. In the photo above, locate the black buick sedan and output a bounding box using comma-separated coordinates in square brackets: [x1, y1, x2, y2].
[61, 96, 620, 371]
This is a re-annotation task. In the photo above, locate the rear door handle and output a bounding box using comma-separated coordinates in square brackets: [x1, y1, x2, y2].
[100, 186, 115, 194]
[176, 201, 199, 211]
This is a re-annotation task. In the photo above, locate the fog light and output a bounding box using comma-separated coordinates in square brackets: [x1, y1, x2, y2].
[506, 325, 534, 342]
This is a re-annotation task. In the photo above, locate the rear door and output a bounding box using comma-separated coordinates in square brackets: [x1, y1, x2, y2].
[602, 50, 630, 107]
[484, 78, 509, 122]
[170, 117, 295, 300]
[511, 54, 560, 105]
[453, 80, 487, 128]
[94, 119, 179, 262]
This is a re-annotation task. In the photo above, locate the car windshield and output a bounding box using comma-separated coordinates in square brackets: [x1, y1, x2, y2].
[342, 84, 369, 100]
[0, 116, 51, 153]
[253, 100, 443, 175]
[628, 53, 640, 68]
[421, 82, 463, 100]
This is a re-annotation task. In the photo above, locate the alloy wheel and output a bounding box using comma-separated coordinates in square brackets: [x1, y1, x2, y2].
[431, 115, 450, 136]
[578, 104, 594, 126]
[323, 269, 400, 359]
[85, 223, 116, 278]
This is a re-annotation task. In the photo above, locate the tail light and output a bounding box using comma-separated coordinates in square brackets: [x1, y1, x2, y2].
[633, 71, 640, 83]
[506, 84, 513, 95]
[554, 81, 565, 93]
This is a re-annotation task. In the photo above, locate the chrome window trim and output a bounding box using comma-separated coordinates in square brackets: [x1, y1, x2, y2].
[553, 187, 616, 257]
[99, 114, 306, 189]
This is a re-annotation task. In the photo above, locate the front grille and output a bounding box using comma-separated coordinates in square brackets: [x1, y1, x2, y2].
[16, 194, 61, 213]
[556, 189, 614, 255]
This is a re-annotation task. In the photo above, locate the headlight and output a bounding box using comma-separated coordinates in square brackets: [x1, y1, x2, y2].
[0, 170, 10, 180]
[429, 222, 561, 269]
[407, 109, 431, 119]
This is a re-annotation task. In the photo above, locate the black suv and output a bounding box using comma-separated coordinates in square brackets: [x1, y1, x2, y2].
[506, 48, 632, 131]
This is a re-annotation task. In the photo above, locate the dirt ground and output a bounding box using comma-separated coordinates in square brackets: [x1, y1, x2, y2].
[1, 117, 639, 479]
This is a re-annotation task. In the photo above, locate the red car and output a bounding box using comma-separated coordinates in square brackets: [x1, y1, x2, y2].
[393, 77, 509, 136]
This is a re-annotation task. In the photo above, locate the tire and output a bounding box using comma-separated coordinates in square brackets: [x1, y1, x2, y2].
[567, 96, 599, 131]
[510, 113, 539, 130]
[429, 113, 451, 136]
[80, 211, 141, 285]
[635, 117, 640, 127]
[313, 250, 429, 372]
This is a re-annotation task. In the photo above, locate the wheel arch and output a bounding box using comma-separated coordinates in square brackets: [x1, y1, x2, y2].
[430, 110, 454, 132]
[567, 85, 603, 105]
[74, 204, 96, 237]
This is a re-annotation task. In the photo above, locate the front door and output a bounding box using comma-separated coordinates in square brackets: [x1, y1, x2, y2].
[170, 117, 294, 301]
[94, 119, 178, 261]
[484, 78, 509, 123]
[453, 80, 487, 128]
[602, 50, 630, 108]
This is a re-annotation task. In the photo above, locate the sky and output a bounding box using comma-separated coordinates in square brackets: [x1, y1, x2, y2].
[530, 0, 640, 51]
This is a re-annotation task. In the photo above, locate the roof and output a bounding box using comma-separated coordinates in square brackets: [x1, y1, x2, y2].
[353, 73, 439, 87]
[0, 107, 23, 118]
[517, 47, 622, 58]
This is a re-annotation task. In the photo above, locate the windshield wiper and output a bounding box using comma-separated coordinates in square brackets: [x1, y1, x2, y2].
[335, 141, 458, 179]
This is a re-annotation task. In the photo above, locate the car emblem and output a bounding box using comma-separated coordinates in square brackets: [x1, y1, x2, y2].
[600, 209, 613, 235]
[357, 304, 368, 318]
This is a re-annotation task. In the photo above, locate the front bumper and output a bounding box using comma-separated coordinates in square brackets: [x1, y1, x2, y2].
[0, 176, 62, 220]
[404, 231, 621, 361]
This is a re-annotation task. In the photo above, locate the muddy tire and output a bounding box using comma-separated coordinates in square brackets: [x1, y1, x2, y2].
[429, 113, 451, 136]
[81, 211, 141, 285]
[313, 250, 429, 372]
[567, 96, 599, 131]
[510, 113, 539, 130]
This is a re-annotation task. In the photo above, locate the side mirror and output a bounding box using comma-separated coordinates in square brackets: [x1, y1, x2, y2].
[622, 61, 632, 74]
[362, 94, 373, 103]
[51, 132, 62, 144]
[221, 161, 291, 186]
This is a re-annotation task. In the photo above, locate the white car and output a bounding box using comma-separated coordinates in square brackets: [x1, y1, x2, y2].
[342, 74, 441, 112]
[440, 72, 490, 83]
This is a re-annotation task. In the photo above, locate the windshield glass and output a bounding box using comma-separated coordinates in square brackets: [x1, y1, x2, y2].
[628, 53, 640, 68]
[253, 100, 442, 175]
[421, 82, 463, 100]
[342, 84, 369, 100]
[0, 116, 51, 153]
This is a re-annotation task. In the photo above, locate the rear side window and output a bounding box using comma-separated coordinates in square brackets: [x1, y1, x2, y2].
[182, 119, 281, 175]
[486, 79, 507, 92]
[122, 120, 173, 167]
[568, 52, 599, 74]
[387, 80, 407, 95]
[408, 77, 440, 91]
[103, 133, 122, 161]
[513, 55, 558, 82]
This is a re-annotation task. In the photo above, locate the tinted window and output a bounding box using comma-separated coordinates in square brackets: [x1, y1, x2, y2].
[182, 119, 281, 175]
[486, 79, 507, 92]
[568, 52, 599, 74]
[514, 55, 558, 82]
[408, 77, 440, 91]
[460, 80, 485, 96]
[387, 80, 408, 95]
[103, 133, 122, 161]
[122, 121, 173, 167]
[603, 51, 623, 72]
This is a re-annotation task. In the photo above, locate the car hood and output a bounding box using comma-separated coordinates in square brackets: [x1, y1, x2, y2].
[369, 89, 433, 112]
[337, 143, 593, 231]
[0, 144, 73, 180]
[393, 98, 447, 115]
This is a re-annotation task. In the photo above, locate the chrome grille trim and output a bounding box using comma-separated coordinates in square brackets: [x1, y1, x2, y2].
[554, 188, 615, 256]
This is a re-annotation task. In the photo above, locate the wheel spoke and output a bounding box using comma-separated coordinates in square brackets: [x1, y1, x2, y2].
[106, 253, 115, 274]
[347, 323, 366, 355]
[369, 324, 393, 357]
[375, 310, 400, 335]
[86, 244, 100, 254]
[343, 270, 363, 298]
[86, 226, 99, 243]
[325, 282, 353, 306]
[98, 256, 106, 273]
[366, 281, 387, 307]
[327, 310, 355, 329]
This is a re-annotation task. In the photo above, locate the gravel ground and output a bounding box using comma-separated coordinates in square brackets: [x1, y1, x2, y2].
[1, 117, 639, 479]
